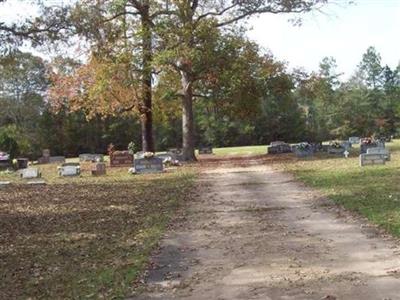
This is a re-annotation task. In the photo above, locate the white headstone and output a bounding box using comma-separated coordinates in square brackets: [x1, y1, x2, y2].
[21, 168, 40, 179]
[58, 165, 80, 176]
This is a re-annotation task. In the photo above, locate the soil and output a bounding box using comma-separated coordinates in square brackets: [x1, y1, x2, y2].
[133, 157, 400, 300]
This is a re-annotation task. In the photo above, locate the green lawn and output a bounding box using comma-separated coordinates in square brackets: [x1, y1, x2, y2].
[280, 139, 400, 237]
[212, 145, 268, 156]
[0, 165, 196, 299]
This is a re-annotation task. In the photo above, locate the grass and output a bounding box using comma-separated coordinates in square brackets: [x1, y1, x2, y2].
[279, 139, 400, 237]
[0, 165, 197, 299]
[211, 145, 268, 156]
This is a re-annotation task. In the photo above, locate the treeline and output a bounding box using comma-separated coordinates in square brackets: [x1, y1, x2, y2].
[0, 46, 398, 159]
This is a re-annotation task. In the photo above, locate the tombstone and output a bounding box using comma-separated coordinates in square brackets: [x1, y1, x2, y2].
[20, 168, 41, 179]
[310, 142, 323, 153]
[134, 157, 164, 174]
[16, 158, 29, 169]
[91, 162, 106, 176]
[79, 153, 104, 162]
[293, 143, 314, 158]
[366, 147, 390, 161]
[58, 163, 81, 176]
[198, 146, 213, 155]
[349, 137, 360, 144]
[0, 152, 11, 170]
[327, 142, 345, 155]
[110, 151, 134, 167]
[360, 153, 386, 167]
[268, 142, 292, 154]
[38, 149, 51, 164]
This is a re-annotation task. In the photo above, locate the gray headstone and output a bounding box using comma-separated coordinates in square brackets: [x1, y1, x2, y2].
[134, 157, 164, 174]
[360, 153, 386, 166]
[366, 147, 390, 161]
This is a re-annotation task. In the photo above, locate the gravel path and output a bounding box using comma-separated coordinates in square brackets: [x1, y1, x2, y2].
[134, 161, 400, 300]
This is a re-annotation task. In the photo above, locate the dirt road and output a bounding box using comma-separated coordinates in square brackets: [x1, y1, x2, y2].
[134, 160, 400, 299]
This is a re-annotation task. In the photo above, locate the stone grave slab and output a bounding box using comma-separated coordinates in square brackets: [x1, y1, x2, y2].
[360, 153, 386, 167]
[91, 162, 106, 176]
[20, 168, 41, 179]
[134, 157, 164, 174]
[0, 181, 11, 188]
[110, 151, 133, 167]
[16, 158, 29, 169]
[58, 163, 80, 176]
[366, 147, 390, 161]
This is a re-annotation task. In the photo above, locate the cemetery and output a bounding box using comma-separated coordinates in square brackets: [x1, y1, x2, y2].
[3, 0, 400, 299]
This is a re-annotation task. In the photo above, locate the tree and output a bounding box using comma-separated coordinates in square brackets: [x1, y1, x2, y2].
[158, 0, 328, 161]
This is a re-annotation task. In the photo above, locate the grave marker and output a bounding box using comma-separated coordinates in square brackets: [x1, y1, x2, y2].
[293, 143, 314, 158]
[268, 142, 292, 155]
[20, 168, 41, 179]
[366, 147, 390, 161]
[16, 158, 29, 169]
[110, 151, 133, 167]
[360, 153, 386, 167]
[134, 157, 164, 174]
[349, 137, 360, 144]
[58, 163, 81, 176]
[91, 162, 106, 176]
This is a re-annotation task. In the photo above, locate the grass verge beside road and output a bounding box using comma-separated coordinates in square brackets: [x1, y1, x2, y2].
[280, 140, 400, 237]
[0, 167, 196, 299]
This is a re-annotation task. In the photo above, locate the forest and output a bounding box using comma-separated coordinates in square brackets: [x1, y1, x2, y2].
[0, 1, 399, 160]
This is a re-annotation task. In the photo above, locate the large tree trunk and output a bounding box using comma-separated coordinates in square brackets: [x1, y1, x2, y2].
[181, 69, 196, 161]
[140, 1, 155, 153]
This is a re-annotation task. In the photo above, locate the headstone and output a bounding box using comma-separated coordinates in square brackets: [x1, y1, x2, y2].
[327, 142, 345, 155]
[134, 157, 164, 174]
[21, 168, 41, 179]
[268, 142, 292, 154]
[349, 137, 360, 144]
[360, 138, 382, 154]
[366, 147, 390, 161]
[79, 153, 104, 162]
[198, 146, 213, 154]
[110, 151, 133, 167]
[58, 163, 80, 176]
[16, 158, 29, 169]
[91, 162, 106, 176]
[38, 149, 51, 164]
[344, 150, 350, 158]
[293, 143, 314, 158]
[360, 153, 386, 167]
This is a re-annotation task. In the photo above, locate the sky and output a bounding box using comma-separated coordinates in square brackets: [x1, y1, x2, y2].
[1, 0, 400, 80]
[247, 0, 400, 79]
